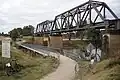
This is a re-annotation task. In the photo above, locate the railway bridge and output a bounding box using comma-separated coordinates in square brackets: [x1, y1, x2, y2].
[34, 0, 120, 57]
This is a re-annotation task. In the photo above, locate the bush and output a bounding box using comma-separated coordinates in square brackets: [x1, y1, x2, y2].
[105, 58, 120, 69]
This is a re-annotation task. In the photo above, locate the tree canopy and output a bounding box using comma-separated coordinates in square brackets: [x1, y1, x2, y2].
[86, 28, 102, 48]
[9, 25, 34, 41]
[9, 28, 19, 41]
[22, 25, 34, 36]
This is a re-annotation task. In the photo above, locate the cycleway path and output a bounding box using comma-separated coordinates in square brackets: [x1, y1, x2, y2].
[41, 55, 76, 80]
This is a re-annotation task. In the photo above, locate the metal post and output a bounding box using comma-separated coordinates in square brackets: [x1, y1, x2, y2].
[103, 6, 106, 19]
[89, 0, 92, 25]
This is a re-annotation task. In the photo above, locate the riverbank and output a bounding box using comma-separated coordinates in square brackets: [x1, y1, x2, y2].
[0, 46, 58, 80]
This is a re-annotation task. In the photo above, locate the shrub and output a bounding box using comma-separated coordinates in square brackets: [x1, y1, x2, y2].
[105, 58, 120, 69]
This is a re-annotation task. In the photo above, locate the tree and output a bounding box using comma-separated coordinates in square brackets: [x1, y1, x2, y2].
[16, 28, 23, 36]
[22, 25, 34, 36]
[85, 28, 102, 60]
[9, 25, 34, 41]
[86, 28, 102, 59]
[86, 28, 102, 48]
[9, 28, 19, 41]
[87, 28, 100, 39]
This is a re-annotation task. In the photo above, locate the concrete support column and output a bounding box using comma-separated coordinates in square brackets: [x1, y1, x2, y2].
[43, 37, 49, 46]
[48, 35, 63, 49]
[102, 30, 120, 57]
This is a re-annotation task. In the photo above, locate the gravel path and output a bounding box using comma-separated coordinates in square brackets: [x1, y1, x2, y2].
[41, 55, 76, 80]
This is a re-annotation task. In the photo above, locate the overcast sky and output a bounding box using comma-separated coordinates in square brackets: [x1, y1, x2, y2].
[0, 0, 120, 33]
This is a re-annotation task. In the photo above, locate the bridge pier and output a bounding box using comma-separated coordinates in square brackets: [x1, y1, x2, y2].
[43, 37, 49, 46]
[34, 35, 63, 49]
[48, 34, 63, 49]
[102, 30, 120, 57]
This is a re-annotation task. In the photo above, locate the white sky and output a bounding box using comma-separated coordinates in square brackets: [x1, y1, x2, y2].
[0, 0, 120, 33]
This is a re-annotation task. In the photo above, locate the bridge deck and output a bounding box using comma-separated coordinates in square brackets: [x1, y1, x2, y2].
[19, 43, 59, 58]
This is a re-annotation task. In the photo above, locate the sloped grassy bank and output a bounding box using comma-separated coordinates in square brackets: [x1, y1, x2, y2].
[0, 46, 59, 80]
[74, 58, 120, 80]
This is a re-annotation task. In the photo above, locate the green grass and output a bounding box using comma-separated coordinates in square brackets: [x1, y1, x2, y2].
[0, 46, 58, 80]
[74, 58, 120, 80]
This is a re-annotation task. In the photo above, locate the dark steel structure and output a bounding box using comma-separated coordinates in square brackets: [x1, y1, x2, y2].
[36, 20, 54, 34]
[36, 0, 119, 35]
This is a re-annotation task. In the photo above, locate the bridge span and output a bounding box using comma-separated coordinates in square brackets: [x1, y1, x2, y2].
[35, 0, 120, 35]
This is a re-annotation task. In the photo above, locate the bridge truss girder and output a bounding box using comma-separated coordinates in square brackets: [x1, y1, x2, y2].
[36, 0, 119, 35]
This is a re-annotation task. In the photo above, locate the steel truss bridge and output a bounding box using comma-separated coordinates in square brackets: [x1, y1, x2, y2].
[36, 0, 120, 35]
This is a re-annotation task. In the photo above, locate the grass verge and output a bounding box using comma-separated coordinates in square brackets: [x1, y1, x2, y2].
[0, 46, 59, 80]
[74, 58, 120, 80]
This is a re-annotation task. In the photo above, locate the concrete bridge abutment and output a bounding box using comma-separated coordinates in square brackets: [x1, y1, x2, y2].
[48, 34, 63, 49]
[102, 30, 120, 57]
